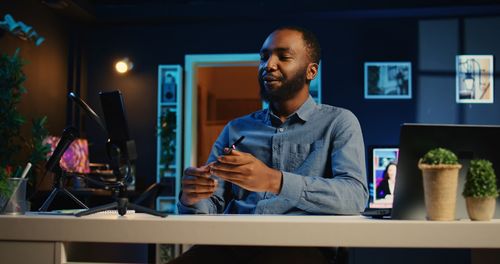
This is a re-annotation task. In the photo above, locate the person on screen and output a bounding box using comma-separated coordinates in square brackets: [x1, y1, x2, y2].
[376, 162, 397, 200]
[170, 26, 367, 264]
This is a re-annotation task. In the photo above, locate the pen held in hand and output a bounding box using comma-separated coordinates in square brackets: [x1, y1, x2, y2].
[223, 136, 245, 155]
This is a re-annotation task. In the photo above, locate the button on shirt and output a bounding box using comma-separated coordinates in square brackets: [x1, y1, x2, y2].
[178, 96, 368, 215]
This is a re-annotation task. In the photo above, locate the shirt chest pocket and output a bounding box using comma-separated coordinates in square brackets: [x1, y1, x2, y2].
[286, 140, 324, 172]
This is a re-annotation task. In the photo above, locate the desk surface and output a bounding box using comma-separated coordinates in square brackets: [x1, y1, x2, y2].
[1, 213, 500, 248]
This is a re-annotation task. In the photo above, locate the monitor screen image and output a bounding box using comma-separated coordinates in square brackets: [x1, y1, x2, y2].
[369, 147, 399, 208]
[44, 136, 90, 174]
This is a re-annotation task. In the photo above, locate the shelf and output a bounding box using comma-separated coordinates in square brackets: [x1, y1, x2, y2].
[158, 164, 177, 169]
[157, 64, 183, 215]
[160, 102, 177, 107]
[162, 172, 176, 177]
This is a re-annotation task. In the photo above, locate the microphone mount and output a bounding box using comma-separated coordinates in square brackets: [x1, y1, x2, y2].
[39, 126, 88, 211]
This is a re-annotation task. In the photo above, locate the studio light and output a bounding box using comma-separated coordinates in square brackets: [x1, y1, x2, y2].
[115, 58, 133, 74]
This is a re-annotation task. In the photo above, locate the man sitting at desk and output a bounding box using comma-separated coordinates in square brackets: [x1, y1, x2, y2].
[172, 26, 368, 264]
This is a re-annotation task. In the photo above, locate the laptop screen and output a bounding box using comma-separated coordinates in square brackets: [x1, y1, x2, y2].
[368, 147, 399, 209]
[391, 123, 500, 220]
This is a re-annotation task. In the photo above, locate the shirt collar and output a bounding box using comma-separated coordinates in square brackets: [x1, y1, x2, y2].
[294, 95, 317, 122]
[263, 95, 317, 124]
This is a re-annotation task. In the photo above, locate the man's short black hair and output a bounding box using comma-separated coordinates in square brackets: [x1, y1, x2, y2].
[275, 26, 321, 64]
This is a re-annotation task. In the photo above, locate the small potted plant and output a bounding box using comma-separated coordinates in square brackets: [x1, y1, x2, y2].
[418, 148, 462, 221]
[462, 159, 498, 221]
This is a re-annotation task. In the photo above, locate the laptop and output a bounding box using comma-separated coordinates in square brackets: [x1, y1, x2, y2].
[391, 123, 500, 220]
[362, 146, 399, 218]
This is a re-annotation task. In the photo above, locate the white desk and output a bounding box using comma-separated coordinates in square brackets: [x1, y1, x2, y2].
[1, 213, 500, 263]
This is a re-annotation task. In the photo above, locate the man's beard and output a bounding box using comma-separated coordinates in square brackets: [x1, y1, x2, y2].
[259, 68, 307, 103]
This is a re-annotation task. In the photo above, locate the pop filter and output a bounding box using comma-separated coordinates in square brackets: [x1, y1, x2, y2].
[69, 92, 107, 134]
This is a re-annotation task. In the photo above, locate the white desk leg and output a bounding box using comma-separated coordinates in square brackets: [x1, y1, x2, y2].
[54, 242, 67, 264]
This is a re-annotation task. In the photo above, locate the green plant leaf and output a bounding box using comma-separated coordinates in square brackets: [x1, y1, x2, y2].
[420, 147, 459, 165]
[463, 159, 499, 198]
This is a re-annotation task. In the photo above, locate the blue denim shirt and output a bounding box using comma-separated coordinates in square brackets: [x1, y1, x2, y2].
[178, 96, 368, 215]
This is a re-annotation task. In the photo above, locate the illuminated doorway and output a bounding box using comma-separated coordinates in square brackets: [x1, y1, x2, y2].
[184, 54, 322, 168]
[184, 54, 261, 167]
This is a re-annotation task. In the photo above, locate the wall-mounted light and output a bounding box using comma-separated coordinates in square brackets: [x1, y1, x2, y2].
[115, 58, 134, 74]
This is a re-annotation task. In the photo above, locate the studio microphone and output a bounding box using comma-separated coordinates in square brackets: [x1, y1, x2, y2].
[45, 126, 78, 173]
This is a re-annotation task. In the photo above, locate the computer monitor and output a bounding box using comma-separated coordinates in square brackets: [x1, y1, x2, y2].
[391, 123, 500, 220]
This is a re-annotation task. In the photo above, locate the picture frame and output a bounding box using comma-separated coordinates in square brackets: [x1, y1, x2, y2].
[364, 62, 412, 99]
[456, 55, 494, 104]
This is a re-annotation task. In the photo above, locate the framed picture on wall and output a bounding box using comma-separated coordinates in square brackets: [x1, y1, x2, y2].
[364, 62, 412, 99]
[456, 55, 494, 104]
[159, 65, 181, 103]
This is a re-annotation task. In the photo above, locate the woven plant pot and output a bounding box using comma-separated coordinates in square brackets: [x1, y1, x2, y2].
[465, 197, 496, 221]
[418, 163, 462, 221]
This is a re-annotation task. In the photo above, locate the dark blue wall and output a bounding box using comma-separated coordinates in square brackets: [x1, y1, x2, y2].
[83, 14, 500, 193]
[84, 18, 418, 190]
[84, 20, 276, 191]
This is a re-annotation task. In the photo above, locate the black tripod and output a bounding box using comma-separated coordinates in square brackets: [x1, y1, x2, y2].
[39, 126, 88, 212]
[39, 166, 88, 211]
[134, 177, 173, 207]
[75, 144, 167, 217]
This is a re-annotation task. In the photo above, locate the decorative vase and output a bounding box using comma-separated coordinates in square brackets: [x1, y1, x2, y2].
[465, 197, 496, 221]
[418, 163, 462, 221]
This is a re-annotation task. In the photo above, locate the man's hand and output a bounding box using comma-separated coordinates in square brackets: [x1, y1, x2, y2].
[210, 149, 282, 194]
[180, 163, 218, 206]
